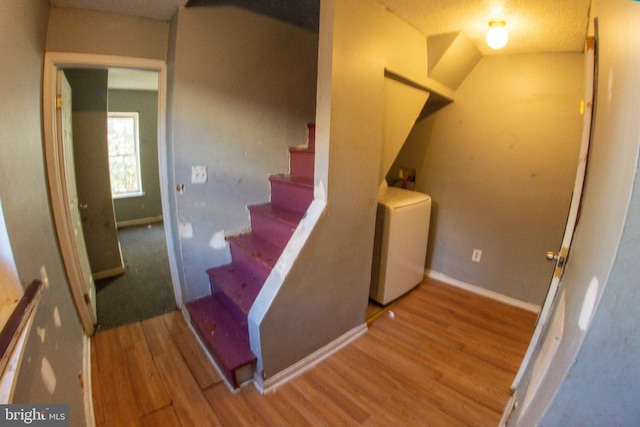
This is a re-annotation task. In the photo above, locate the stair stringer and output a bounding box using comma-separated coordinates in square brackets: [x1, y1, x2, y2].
[246, 197, 326, 380]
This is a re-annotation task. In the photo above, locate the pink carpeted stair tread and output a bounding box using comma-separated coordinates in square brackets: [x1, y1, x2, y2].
[186, 295, 256, 388]
[269, 174, 314, 213]
[248, 202, 305, 226]
[249, 202, 306, 247]
[289, 147, 315, 179]
[269, 173, 314, 187]
[189, 123, 315, 388]
[228, 232, 283, 283]
[206, 265, 262, 317]
[306, 122, 316, 151]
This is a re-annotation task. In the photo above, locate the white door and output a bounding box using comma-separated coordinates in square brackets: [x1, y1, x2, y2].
[56, 70, 97, 326]
[505, 36, 597, 421]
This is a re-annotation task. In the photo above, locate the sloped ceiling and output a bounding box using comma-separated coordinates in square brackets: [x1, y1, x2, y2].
[49, 0, 590, 55]
[185, 0, 320, 32]
[378, 0, 591, 56]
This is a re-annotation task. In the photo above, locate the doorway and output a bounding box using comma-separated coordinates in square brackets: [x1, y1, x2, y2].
[43, 53, 181, 335]
[63, 67, 175, 330]
[99, 71, 175, 329]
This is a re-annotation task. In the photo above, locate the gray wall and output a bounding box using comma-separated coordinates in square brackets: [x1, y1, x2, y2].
[46, 7, 169, 60]
[0, 0, 86, 424]
[513, 0, 640, 424]
[0, 1, 635, 424]
[108, 89, 162, 224]
[64, 69, 122, 276]
[390, 53, 584, 306]
[169, 6, 318, 302]
[251, 0, 435, 378]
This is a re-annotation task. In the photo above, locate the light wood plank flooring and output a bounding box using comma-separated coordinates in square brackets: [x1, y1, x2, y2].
[91, 279, 537, 426]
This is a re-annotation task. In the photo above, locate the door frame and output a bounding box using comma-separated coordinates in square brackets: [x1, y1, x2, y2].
[43, 52, 182, 335]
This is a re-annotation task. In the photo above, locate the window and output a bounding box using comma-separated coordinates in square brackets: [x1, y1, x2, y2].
[107, 112, 142, 198]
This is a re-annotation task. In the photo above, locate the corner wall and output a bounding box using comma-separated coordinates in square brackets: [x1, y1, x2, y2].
[390, 53, 584, 306]
[0, 0, 87, 423]
[250, 0, 433, 379]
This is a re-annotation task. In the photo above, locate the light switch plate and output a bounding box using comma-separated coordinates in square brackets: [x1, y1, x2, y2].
[191, 166, 207, 184]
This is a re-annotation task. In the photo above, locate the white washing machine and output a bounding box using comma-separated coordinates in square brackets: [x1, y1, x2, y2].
[370, 187, 431, 305]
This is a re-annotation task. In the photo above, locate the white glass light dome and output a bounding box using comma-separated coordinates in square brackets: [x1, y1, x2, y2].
[486, 20, 509, 50]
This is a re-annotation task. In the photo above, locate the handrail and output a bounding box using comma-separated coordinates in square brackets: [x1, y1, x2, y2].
[0, 280, 43, 377]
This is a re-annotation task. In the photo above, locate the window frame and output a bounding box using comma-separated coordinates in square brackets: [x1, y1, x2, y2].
[107, 111, 144, 199]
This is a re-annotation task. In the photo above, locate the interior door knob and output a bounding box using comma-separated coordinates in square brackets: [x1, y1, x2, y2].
[546, 251, 565, 267]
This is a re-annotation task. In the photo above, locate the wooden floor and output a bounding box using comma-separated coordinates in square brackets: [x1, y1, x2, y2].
[91, 279, 537, 426]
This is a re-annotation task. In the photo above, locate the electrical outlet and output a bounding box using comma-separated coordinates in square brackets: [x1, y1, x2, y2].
[191, 166, 207, 184]
[472, 249, 482, 263]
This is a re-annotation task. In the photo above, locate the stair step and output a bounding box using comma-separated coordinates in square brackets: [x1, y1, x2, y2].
[249, 203, 304, 247]
[193, 123, 316, 390]
[289, 147, 315, 179]
[186, 295, 256, 389]
[307, 122, 316, 151]
[206, 265, 262, 331]
[269, 174, 314, 213]
[227, 233, 283, 283]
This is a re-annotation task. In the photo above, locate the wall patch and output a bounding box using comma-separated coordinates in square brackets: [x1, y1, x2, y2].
[178, 221, 193, 238]
[209, 231, 227, 250]
[41, 357, 57, 395]
[314, 180, 326, 201]
[53, 307, 61, 328]
[36, 327, 46, 343]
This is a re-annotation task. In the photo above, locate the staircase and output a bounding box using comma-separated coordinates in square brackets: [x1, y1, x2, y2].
[186, 123, 315, 389]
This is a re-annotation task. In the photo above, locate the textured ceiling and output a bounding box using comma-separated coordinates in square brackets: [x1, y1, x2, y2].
[49, 0, 591, 55]
[377, 0, 591, 55]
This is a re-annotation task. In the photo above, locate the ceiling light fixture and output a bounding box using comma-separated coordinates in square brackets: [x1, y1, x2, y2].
[486, 19, 508, 50]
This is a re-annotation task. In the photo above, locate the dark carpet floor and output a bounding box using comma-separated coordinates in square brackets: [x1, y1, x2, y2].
[95, 223, 176, 331]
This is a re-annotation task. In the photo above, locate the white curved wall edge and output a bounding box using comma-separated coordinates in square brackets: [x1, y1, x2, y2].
[247, 198, 327, 376]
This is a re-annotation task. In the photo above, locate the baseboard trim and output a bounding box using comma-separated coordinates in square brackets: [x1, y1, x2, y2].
[254, 323, 368, 394]
[116, 216, 163, 229]
[426, 270, 541, 314]
[92, 266, 125, 281]
[83, 334, 96, 427]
